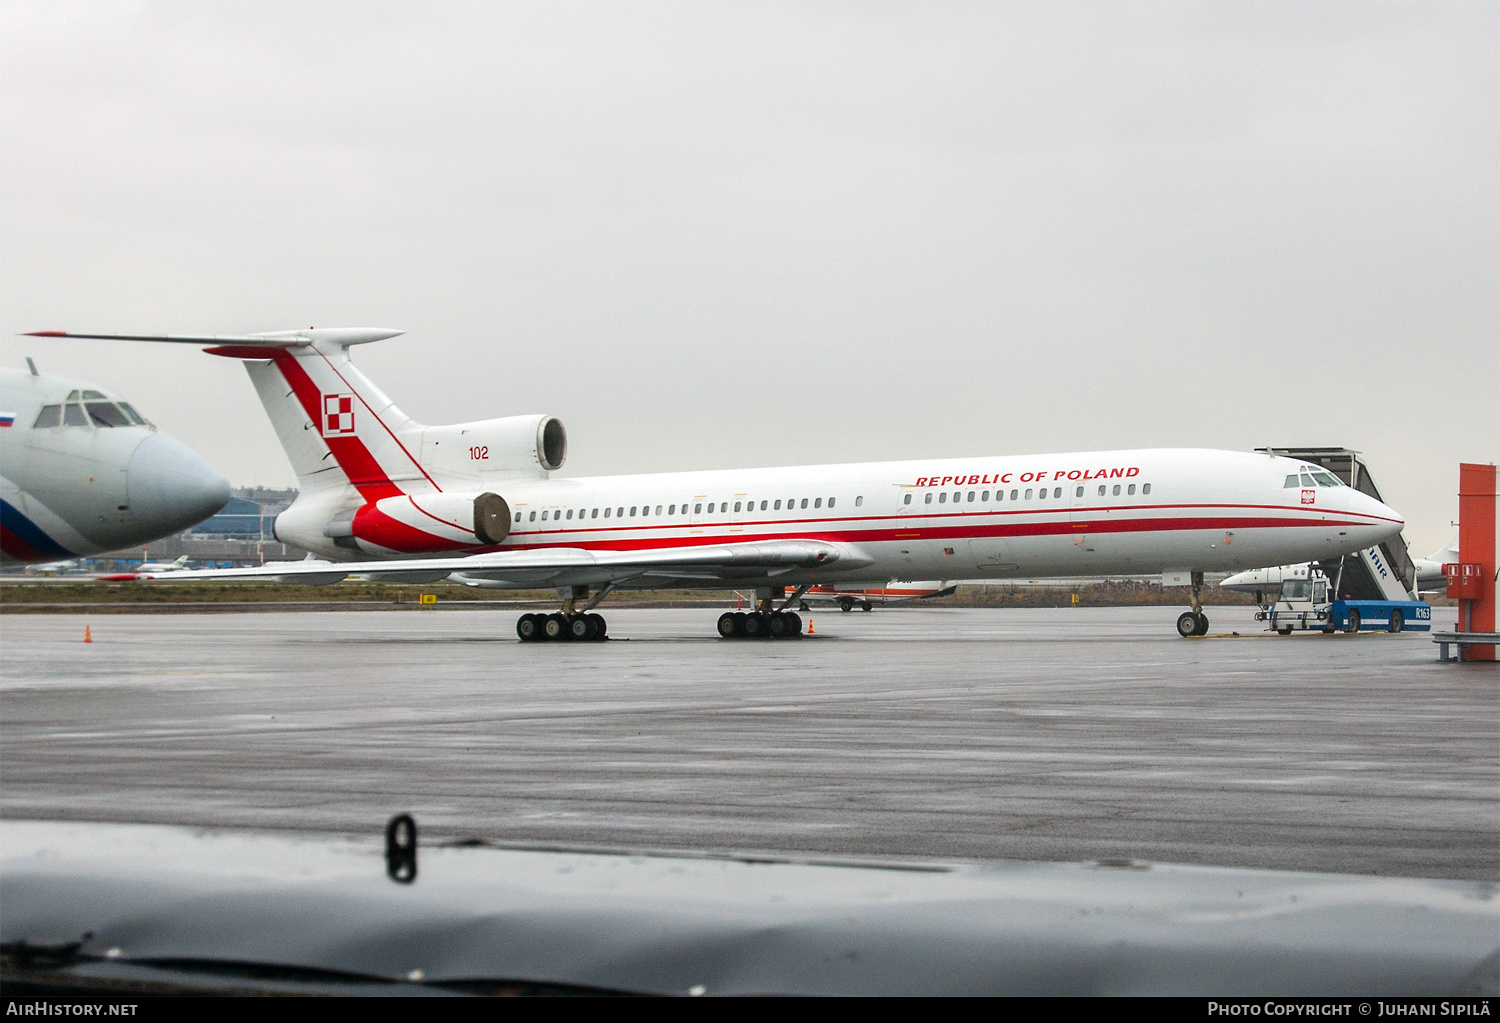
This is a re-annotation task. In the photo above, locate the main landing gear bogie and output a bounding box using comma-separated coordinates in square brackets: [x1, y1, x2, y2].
[517, 612, 607, 642]
[718, 610, 803, 640]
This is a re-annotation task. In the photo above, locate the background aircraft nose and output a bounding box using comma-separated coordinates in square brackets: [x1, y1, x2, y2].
[127, 434, 231, 536]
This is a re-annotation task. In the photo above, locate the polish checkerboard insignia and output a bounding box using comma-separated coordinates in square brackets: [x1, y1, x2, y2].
[322, 393, 356, 436]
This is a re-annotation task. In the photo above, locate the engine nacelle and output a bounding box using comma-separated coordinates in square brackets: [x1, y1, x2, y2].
[324, 491, 510, 555]
[420, 414, 566, 481]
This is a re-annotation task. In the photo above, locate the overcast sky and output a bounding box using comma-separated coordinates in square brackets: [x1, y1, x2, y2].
[2, 1, 1494, 554]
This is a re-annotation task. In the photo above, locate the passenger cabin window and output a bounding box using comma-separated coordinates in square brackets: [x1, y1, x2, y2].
[1009, 489, 1018, 500]
[773, 500, 781, 510]
[800, 499, 808, 509]
[529, 511, 537, 521]
[1076, 486, 1084, 497]
[1127, 484, 1136, 495]
[855, 496, 863, 507]
[1053, 487, 1061, 498]
[828, 497, 835, 508]
[1142, 483, 1151, 495]
[592, 508, 598, 518]
[604, 508, 611, 517]
[903, 494, 912, 505]
[967, 491, 975, 503]
[939, 492, 947, 503]
[514, 511, 523, 522]
[694, 503, 703, 514]
[655, 505, 662, 515]
[630, 506, 637, 517]
[1038, 488, 1047, 500]
[541, 510, 549, 521]
[924, 493, 933, 504]
[1024, 489, 1033, 499]
[617, 507, 624, 517]
[760, 500, 768, 510]
[1098, 485, 1106, 496]
[981, 490, 989, 501]
[1113, 484, 1121, 496]
[813, 498, 821, 508]
[32, 405, 61, 428]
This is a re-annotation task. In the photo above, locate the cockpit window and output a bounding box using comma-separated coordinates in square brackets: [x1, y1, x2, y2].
[81, 390, 107, 400]
[62, 403, 89, 427]
[32, 405, 61, 428]
[1300, 473, 1316, 487]
[64, 390, 80, 401]
[117, 403, 148, 426]
[1284, 475, 1299, 488]
[1311, 472, 1339, 487]
[86, 402, 131, 427]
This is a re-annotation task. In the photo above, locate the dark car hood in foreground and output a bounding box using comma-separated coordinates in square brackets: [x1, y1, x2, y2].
[1, 820, 1495, 996]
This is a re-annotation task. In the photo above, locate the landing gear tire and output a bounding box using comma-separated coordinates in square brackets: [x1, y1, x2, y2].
[587, 613, 607, 640]
[543, 613, 568, 641]
[785, 611, 802, 636]
[718, 612, 741, 639]
[769, 612, 791, 638]
[569, 615, 595, 641]
[1388, 610, 1403, 634]
[1177, 612, 1200, 639]
[1194, 613, 1209, 636]
[517, 613, 542, 642]
[1346, 610, 1361, 634]
[742, 613, 765, 638]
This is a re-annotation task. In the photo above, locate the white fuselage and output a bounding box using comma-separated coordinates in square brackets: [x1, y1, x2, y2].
[276, 447, 1402, 588]
[0, 368, 230, 563]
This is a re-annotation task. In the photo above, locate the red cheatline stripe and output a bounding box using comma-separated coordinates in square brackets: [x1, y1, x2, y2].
[405, 496, 476, 537]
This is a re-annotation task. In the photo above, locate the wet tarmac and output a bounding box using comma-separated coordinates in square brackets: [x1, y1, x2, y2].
[1, 606, 1494, 880]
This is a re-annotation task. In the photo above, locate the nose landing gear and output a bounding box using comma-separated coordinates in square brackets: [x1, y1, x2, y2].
[1175, 571, 1210, 637]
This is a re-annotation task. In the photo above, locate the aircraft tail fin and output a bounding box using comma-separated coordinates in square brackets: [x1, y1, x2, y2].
[1425, 528, 1460, 565]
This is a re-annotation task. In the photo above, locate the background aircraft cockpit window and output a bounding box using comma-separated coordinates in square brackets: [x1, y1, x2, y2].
[85, 403, 130, 428]
[32, 405, 61, 428]
[62, 403, 89, 427]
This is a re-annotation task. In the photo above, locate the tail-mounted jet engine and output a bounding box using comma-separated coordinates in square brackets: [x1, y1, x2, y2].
[323, 491, 511, 555]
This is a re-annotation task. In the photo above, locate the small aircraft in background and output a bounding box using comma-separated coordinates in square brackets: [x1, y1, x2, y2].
[797, 581, 958, 612]
[136, 554, 193, 573]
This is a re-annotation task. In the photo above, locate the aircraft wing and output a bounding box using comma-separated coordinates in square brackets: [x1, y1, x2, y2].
[104, 540, 874, 588]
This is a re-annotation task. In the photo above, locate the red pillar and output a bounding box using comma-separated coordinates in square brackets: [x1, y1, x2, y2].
[1457, 463, 1496, 661]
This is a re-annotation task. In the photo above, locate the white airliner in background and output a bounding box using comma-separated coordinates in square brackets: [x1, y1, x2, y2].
[34, 327, 1405, 641]
[1220, 531, 1458, 601]
[1, 362, 229, 564]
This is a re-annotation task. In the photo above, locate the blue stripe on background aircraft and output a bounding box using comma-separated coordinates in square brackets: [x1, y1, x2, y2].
[31, 327, 1405, 641]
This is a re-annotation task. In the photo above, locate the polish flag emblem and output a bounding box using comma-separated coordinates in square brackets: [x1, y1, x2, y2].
[323, 393, 356, 436]
[1301, 489, 1316, 505]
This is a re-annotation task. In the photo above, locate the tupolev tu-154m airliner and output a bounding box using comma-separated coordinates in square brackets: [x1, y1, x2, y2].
[32, 327, 1406, 641]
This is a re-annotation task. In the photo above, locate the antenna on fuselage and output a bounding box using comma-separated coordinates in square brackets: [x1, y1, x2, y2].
[25, 357, 38, 376]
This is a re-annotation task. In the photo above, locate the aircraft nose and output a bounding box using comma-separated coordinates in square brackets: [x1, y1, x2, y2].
[1347, 489, 1404, 544]
[127, 435, 231, 535]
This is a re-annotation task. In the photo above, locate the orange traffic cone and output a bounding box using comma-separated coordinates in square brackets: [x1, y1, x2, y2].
[82, 625, 92, 643]
[807, 619, 815, 635]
